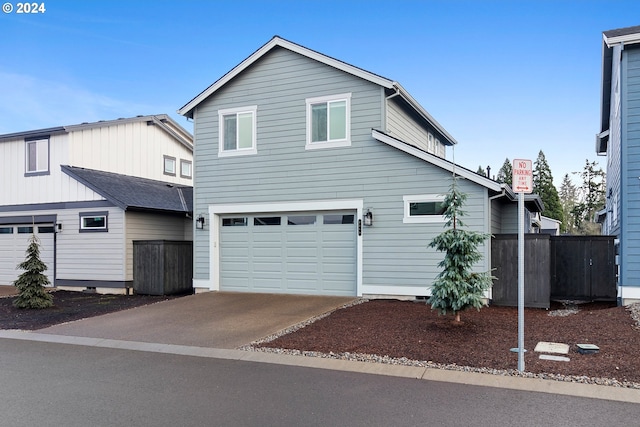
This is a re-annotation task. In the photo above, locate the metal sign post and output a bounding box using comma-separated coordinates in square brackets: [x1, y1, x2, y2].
[512, 159, 532, 372]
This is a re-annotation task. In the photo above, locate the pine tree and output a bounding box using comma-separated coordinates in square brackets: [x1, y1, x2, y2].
[533, 150, 563, 222]
[13, 234, 53, 309]
[476, 165, 486, 177]
[496, 158, 512, 186]
[428, 177, 493, 323]
[558, 173, 577, 234]
[572, 159, 606, 235]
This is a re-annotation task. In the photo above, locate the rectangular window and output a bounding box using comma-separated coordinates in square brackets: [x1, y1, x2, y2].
[218, 106, 257, 157]
[17, 226, 33, 234]
[38, 226, 55, 233]
[0, 227, 14, 234]
[287, 215, 316, 225]
[403, 195, 446, 223]
[323, 214, 355, 225]
[79, 211, 108, 232]
[164, 156, 176, 176]
[25, 138, 49, 175]
[306, 93, 351, 150]
[222, 217, 248, 227]
[180, 159, 192, 179]
[254, 217, 281, 226]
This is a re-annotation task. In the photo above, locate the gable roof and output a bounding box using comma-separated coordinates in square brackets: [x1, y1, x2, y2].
[61, 165, 193, 214]
[178, 36, 457, 145]
[0, 114, 193, 150]
[371, 129, 544, 212]
[603, 25, 640, 47]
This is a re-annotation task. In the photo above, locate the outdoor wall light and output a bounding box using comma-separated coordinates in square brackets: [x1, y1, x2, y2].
[196, 214, 205, 230]
[363, 209, 373, 226]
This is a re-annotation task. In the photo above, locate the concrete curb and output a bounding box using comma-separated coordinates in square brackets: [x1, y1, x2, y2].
[1, 329, 639, 404]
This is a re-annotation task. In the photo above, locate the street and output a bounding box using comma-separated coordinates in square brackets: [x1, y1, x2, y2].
[0, 339, 638, 426]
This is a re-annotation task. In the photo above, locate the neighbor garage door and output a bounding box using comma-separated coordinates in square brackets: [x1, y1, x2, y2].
[0, 225, 54, 286]
[220, 211, 356, 296]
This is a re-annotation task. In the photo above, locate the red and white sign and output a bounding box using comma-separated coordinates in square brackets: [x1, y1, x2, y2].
[512, 159, 533, 193]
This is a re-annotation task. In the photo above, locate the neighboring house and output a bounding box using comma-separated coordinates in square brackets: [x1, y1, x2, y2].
[539, 216, 561, 236]
[179, 36, 540, 298]
[0, 114, 194, 293]
[597, 25, 640, 304]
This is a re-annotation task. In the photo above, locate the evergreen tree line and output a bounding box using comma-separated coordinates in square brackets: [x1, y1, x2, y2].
[477, 151, 606, 235]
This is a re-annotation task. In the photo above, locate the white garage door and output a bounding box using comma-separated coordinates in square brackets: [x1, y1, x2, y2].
[0, 225, 54, 286]
[220, 211, 356, 296]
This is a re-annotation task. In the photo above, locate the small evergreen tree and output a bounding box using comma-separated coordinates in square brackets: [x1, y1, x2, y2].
[572, 159, 606, 235]
[558, 173, 577, 234]
[428, 178, 493, 322]
[13, 234, 53, 309]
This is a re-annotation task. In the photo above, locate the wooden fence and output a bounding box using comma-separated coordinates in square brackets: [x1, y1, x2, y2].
[491, 234, 616, 308]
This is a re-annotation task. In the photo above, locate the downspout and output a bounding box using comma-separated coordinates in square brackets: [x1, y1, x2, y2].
[487, 187, 508, 302]
[383, 87, 401, 131]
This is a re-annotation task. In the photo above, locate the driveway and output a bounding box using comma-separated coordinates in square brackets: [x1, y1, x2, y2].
[38, 291, 357, 349]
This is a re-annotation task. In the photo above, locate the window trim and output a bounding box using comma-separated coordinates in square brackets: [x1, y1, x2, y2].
[25, 137, 50, 176]
[79, 211, 109, 233]
[218, 105, 258, 157]
[305, 93, 351, 150]
[163, 155, 176, 176]
[180, 159, 192, 179]
[403, 194, 447, 223]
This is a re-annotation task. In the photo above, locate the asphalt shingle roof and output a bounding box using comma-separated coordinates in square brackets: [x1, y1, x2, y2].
[62, 165, 193, 214]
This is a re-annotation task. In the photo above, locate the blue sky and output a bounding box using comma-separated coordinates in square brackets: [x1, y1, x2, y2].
[2, 0, 639, 185]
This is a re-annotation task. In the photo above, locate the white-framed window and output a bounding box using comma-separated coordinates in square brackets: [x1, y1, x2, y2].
[306, 93, 351, 150]
[25, 137, 49, 175]
[164, 155, 176, 176]
[403, 194, 447, 223]
[180, 159, 192, 179]
[79, 211, 108, 232]
[218, 105, 257, 157]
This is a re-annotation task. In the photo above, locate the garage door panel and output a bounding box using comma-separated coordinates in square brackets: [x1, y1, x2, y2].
[220, 211, 356, 296]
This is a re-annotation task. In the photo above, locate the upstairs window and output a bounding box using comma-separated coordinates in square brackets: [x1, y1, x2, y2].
[164, 155, 176, 176]
[26, 137, 49, 175]
[218, 106, 257, 157]
[180, 159, 192, 179]
[79, 211, 108, 232]
[306, 93, 351, 150]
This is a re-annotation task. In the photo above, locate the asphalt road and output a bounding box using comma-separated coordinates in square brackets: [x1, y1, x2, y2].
[1, 339, 638, 427]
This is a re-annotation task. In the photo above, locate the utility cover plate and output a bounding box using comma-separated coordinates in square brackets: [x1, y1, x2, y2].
[577, 343, 600, 354]
[539, 354, 570, 362]
[534, 341, 570, 354]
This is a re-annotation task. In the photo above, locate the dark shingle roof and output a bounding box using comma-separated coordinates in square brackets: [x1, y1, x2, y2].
[604, 25, 640, 39]
[62, 165, 193, 214]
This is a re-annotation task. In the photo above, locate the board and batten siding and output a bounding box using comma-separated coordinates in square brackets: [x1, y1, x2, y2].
[606, 44, 623, 238]
[621, 45, 640, 289]
[68, 120, 193, 185]
[124, 211, 193, 280]
[192, 46, 491, 295]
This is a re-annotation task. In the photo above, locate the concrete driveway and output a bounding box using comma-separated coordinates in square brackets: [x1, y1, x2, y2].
[37, 292, 357, 349]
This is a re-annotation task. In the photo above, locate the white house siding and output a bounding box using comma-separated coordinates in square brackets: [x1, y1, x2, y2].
[386, 99, 446, 157]
[67, 120, 193, 185]
[621, 45, 640, 291]
[192, 46, 491, 296]
[124, 211, 192, 280]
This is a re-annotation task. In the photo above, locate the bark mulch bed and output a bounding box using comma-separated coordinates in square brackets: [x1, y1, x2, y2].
[257, 299, 640, 386]
[0, 290, 181, 330]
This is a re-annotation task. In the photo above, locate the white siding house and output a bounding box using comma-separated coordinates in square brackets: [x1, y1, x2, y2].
[179, 37, 536, 298]
[0, 114, 194, 293]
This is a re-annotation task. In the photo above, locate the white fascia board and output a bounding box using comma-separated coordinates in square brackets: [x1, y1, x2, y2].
[178, 36, 394, 117]
[604, 32, 640, 47]
[393, 82, 458, 145]
[372, 129, 502, 192]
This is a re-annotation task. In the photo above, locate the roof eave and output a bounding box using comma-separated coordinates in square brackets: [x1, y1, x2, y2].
[178, 36, 395, 118]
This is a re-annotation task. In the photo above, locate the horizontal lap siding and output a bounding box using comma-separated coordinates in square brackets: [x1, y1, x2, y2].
[622, 46, 640, 287]
[193, 47, 489, 292]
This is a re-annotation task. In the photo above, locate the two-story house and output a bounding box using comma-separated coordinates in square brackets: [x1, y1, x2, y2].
[597, 25, 640, 304]
[0, 114, 194, 293]
[179, 36, 537, 298]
